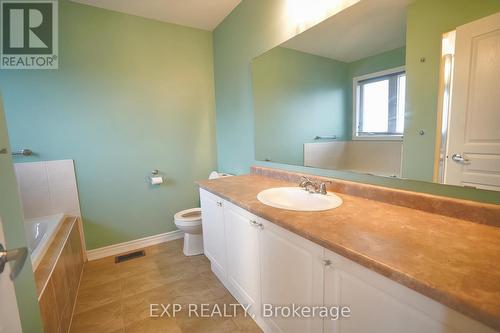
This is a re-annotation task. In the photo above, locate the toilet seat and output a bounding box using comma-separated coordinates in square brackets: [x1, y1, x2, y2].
[173, 171, 231, 256]
[174, 208, 203, 256]
[174, 208, 202, 224]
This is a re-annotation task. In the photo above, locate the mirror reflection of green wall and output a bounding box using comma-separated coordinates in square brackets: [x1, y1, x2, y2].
[253, 47, 348, 165]
[403, 0, 500, 184]
[253, 46, 405, 166]
[252, 0, 500, 192]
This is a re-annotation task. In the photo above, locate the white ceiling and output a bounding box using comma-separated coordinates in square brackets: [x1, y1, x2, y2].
[282, 0, 415, 63]
[70, 0, 241, 31]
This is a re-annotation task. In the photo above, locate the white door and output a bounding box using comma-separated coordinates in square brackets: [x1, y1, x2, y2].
[0, 219, 23, 333]
[260, 219, 324, 333]
[224, 202, 261, 318]
[445, 12, 500, 190]
[199, 189, 227, 282]
[0, 102, 23, 333]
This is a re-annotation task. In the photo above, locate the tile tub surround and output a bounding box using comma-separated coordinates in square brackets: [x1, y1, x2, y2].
[196, 173, 500, 331]
[251, 166, 500, 227]
[14, 160, 82, 220]
[69, 239, 261, 333]
[36, 217, 85, 333]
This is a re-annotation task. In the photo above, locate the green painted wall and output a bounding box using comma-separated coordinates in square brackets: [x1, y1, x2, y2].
[348, 47, 406, 79]
[403, 0, 500, 181]
[0, 0, 217, 250]
[0, 97, 43, 333]
[214, 0, 500, 204]
[253, 46, 406, 165]
[253, 47, 348, 165]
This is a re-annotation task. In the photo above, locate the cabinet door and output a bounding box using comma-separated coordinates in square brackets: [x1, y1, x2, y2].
[199, 189, 226, 282]
[260, 219, 324, 333]
[323, 249, 495, 333]
[224, 203, 261, 317]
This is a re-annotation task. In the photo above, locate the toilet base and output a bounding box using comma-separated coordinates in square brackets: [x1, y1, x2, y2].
[183, 233, 204, 256]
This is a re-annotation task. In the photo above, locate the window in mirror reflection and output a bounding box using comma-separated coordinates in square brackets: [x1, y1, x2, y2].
[354, 68, 406, 140]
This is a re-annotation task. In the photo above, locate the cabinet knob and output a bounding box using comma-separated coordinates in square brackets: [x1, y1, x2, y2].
[250, 220, 264, 229]
[322, 259, 332, 267]
[216, 201, 222, 207]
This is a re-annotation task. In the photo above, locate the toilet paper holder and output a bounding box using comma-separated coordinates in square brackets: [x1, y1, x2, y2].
[147, 169, 164, 185]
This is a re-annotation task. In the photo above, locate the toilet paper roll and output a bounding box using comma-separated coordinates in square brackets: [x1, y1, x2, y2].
[150, 176, 163, 185]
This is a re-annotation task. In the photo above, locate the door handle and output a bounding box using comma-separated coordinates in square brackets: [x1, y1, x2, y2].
[451, 153, 470, 164]
[0, 244, 28, 280]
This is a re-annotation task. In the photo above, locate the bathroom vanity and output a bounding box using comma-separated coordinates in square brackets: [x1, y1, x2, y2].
[197, 168, 500, 333]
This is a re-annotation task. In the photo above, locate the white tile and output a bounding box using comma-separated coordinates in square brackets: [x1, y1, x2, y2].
[49, 187, 80, 216]
[14, 162, 48, 191]
[15, 159, 82, 219]
[13, 167, 22, 190]
[45, 160, 77, 189]
[20, 188, 52, 219]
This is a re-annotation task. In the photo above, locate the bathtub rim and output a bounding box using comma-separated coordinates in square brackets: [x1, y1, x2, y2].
[27, 213, 66, 270]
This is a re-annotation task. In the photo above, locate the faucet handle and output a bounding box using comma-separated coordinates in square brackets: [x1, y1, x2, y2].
[299, 176, 311, 187]
[318, 180, 333, 194]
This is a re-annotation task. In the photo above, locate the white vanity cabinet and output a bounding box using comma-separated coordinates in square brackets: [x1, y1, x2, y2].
[199, 189, 497, 333]
[223, 201, 262, 318]
[259, 218, 324, 333]
[201, 189, 325, 332]
[199, 189, 227, 282]
[322, 249, 495, 333]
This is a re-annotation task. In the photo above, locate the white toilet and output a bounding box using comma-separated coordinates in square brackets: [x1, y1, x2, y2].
[174, 171, 231, 256]
[174, 208, 203, 256]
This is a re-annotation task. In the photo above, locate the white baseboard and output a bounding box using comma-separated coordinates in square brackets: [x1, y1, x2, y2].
[86, 230, 184, 261]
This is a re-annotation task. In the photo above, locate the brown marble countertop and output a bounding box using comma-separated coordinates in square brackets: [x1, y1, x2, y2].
[197, 174, 500, 331]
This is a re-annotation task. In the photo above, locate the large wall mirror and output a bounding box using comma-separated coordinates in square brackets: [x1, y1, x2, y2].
[252, 0, 500, 191]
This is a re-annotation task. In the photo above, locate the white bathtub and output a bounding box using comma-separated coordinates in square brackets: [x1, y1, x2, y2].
[24, 213, 65, 269]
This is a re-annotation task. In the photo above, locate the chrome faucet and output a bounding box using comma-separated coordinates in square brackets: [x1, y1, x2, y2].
[299, 176, 329, 195]
[299, 176, 316, 192]
[318, 183, 328, 195]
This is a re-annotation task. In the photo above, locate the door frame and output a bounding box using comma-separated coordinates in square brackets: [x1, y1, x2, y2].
[436, 12, 500, 187]
[434, 31, 456, 183]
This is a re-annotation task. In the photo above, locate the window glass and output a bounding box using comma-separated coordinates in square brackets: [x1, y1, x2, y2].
[361, 80, 389, 133]
[355, 70, 405, 139]
[396, 74, 406, 134]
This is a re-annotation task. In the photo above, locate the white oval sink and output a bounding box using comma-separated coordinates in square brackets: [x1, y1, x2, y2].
[257, 187, 342, 211]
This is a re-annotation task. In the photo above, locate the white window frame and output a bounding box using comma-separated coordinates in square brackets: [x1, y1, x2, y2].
[352, 66, 406, 141]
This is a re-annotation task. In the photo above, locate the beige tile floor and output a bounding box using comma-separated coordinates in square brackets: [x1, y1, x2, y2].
[70, 239, 262, 333]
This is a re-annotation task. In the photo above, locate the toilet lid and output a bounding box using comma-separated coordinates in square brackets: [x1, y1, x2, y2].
[175, 208, 202, 222]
